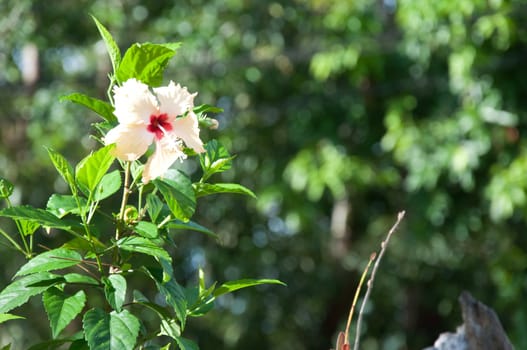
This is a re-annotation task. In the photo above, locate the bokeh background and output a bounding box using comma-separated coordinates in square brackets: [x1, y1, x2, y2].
[1, 0, 527, 349]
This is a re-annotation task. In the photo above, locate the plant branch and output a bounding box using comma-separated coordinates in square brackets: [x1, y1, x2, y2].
[353, 211, 405, 350]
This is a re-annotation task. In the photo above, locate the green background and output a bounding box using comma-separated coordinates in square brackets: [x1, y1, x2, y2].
[1, 0, 526, 349]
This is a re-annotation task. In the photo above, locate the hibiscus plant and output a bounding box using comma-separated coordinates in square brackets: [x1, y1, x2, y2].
[0, 17, 283, 350]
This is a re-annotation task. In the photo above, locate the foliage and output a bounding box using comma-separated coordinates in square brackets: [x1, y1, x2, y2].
[0, 18, 282, 350]
[2, 1, 527, 350]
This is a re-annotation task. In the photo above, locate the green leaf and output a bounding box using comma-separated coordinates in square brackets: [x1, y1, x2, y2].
[213, 279, 286, 297]
[0, 344, 9, 350]
[0, 313, 24, 324]
[27, 336, 83, 350]
[76, 145, 116, 196]
[175, 337, 198, 350]
[0, 206, 72, 230]
[156, 279, 187, 329]
[153, 170, 196, 222]
[199, 140, 233, 181]
[103, 274, 127, 312]
[15, 248, 82, 277]
[193, 104, 223, 115]
[63, 273, 100, 286]
[60, 93, 116, 123]
[159, 318, 181, 340]
[0, 177, 14, 198]
[19, 219, 40, 236]
[83, 308, 140, 350]
[0, 272, 62, 314]
[47, 194, 87, 218]
[194, 183, 256, 199]
[146, 194, 164, 223]
[43, 288, 86, 338]
[117, 236, 171, 261]
[134, 221, 158, 239]
[46, 148, 77, 194]
[167, 220, 217, 239]
[116, 42, 181, 86]
[91, 16, 121, 75]
[93, 170, 121, 201]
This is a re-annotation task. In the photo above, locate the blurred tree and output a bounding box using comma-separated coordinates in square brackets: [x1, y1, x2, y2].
[1, 0, 527, 349]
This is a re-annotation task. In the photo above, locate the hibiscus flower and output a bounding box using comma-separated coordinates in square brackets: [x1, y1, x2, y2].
[104, 78, 205, 183]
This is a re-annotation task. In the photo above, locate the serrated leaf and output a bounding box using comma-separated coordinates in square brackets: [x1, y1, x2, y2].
[91, 16, 121, 75]
[194, 183, 256, 199]
[0, 272, 62, 314]
[116, 42, 181, 86]
[83, 308, 140, 350]
[43, 288, 86, 338]
[153, 171, 195, 222]
[0, 206, 72, 230]
[46, 148, 77, 194]
[213, 279, 286, 297]
[167, 220, 217, 239]
[157, 279, 187, 329]
[19, 219, 40, 236]
[76, 145, 116, 196]
[47, 194, 87, 218]
[94, 170, 121, 201]
[103, 274, 127, 312]
[15, 248, 82, 277]
[199, 140, 233, 181]
[0, 177, 14, 198]
[134, 221, 158, 239]
[117, 236, 171, 261]
[0, 313, 24, 324]
[146, 194, 164, 223]
[63, 273, 100, 286]
[175, 337, 198, 350]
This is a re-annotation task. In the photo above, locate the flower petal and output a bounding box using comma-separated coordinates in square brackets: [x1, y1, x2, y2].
[154, 81, 196, 118]
[113, 78, 158, 125]
[104, 124, 154, 161]
[170, 112, 205, 153]
[142, 138, 186, 183]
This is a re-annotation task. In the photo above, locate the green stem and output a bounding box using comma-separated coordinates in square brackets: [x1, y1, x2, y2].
[116, 161, 132, 241]
[0, 227, 27, 257]
[4, 197, 30, 255]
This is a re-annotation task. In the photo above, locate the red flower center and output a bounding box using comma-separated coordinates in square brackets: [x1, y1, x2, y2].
[147, 113, 173, 140]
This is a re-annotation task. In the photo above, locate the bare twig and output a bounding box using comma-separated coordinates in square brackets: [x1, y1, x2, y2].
[353, 211, 406, 350]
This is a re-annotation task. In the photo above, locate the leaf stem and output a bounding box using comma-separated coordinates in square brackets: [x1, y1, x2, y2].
[0, 226, 26, 256]
[4, 197, 30, 256]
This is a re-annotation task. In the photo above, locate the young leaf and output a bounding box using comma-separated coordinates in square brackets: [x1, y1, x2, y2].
[0, 272, 62, 314]
[46, 148, 77, 194]
[83, 308, 140, 350]
[156, 279, 187, 329]
[43, 288, 86, 338]
[0, 313, 24, 324]
[159, 318, 181, 340]
[146, 193, 164, 223]
[91, 16, 121, 75]
[76, 145, 116, 196]
[93, 170, 121, 201]
[134, 221, 158, 239]
[103, 274, 127, 312]
[15, 248, 83, 277]
[153, 170, 196, 222]
[0, 206, 72, 230]
[213, 279, 286, 297]
[0, 177, 14, 198]
[47, 194, 87, 218]
[116, 42, 181, 86]
[18, 219, 40, 236]
[167, 220, 217, 239]
[117, 236, 171, 261]
[194, 183, 256, 199]
[60, 93, 116, 123]
[199, 140, 233, 181]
